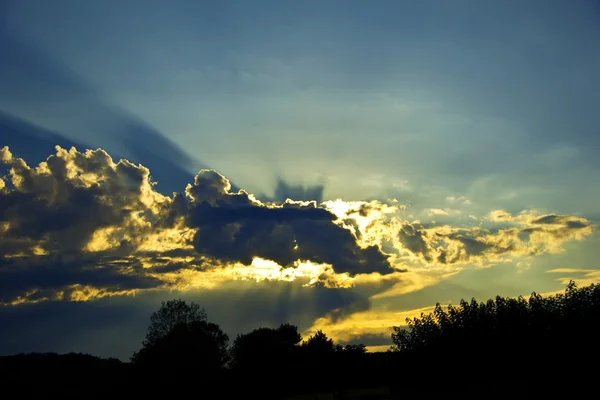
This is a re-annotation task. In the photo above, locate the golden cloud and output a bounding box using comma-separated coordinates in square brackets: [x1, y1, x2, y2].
[0, 145, 595, 308]
[394, 210, 595, 267]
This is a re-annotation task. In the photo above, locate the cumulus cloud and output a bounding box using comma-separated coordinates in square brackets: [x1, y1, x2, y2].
[184, 170, 393, 276]
[395, 211, 595, 267]
[0, 145, 595, 310]
[0, 145, 398, 305]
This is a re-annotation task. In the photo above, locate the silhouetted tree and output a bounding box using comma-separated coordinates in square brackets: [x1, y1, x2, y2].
[296, 330, 338, 392]
[139, 299, 207, 348]
[229, 323, 302, 371]
[277, 322, 303, 348]
[333, 343, 369, 385]
[302, 330, 336, 364]
[131, 299, 228, 371]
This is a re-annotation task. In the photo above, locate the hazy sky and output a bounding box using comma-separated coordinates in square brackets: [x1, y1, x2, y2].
[1, 0, 599, 359]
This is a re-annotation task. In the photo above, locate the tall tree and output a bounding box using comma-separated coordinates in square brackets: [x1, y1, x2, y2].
[131, 299, 228, 371]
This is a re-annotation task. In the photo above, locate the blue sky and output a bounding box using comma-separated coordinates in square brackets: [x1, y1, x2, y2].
[1, 0, 599, 359]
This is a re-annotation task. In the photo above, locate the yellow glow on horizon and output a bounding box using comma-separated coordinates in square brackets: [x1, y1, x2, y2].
[304, 305, 438, 344]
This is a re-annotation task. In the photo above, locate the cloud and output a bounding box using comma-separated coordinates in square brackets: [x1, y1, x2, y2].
[1, 144, 597, 361]
[394, 211, 595, 267]
[0, 145, 595, 313]
[183, 169, 395, 277]
[0, 145, 399, 305]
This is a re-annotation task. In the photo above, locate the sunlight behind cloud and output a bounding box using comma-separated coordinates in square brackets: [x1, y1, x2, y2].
[0, 145, 596, 308]
[233, 257, 354, 288]
[321, 198, 404, 250]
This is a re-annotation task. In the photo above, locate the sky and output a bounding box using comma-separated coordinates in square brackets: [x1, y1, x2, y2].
[1, 0, 599, 360]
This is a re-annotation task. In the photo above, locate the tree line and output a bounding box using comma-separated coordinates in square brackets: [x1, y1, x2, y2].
[130, 299, 370, 377]
[126, 281, 599, 393]
[1, 281, 598, 397]
[390, 280, 600, 374]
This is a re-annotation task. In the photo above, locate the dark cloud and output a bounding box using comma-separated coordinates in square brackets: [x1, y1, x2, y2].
[184, 170, 393, 276]
[0, 146, 156, 257]
[398, 223, 434, 263]
[0, 254, 160, 304]
[531, 214, 592, 230]
[0, 145, 182, 303]
[0, 146, 395, 306]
